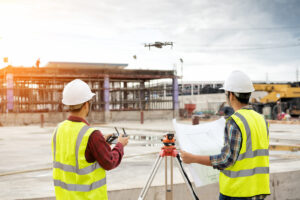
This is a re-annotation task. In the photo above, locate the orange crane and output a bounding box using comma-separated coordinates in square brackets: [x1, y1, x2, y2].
[252, 83, 300, 119]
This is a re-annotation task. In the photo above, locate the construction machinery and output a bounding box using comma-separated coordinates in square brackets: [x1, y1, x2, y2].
[251, 82, 300, 119]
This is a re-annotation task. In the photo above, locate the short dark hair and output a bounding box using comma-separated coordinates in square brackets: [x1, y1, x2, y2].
[232, 92, 251, 104]
[69, 102, 85, 112]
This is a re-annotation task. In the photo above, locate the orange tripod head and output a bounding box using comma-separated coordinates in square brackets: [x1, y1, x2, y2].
[161, 133, 175, 147]
[160, 133, 178, 157]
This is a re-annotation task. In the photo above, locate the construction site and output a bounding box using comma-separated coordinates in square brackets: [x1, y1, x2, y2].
[1, 0, 300, 199]
[0, 61, 299, 200]
[0, 62, 181, 124]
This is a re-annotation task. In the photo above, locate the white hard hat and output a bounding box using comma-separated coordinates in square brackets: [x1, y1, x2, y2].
[221, 70, 255, 93]
[62, 79, 95, 105]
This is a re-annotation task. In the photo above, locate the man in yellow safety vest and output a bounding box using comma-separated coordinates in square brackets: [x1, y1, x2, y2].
[181, 71, 270, 200]
[52, 79, 129, 200]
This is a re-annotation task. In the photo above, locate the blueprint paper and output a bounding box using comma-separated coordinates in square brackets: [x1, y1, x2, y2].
[173, 118, 225, 187]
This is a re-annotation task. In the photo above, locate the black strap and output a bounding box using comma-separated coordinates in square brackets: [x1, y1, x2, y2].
[176, 154, 199, 200]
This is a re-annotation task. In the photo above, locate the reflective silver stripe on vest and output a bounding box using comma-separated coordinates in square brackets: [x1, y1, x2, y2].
[54, 177, 106, 192]
[237, 149, 269, 161]
[234, 112, 269, 162]
[53, 161, 100, 175]
[75, 125, 90, 170]
[222, 167, 269, 178]
[234, 112, 252, 153]
[53, 125, 102, 175]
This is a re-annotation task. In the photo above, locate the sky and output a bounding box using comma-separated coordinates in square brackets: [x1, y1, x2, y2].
[0, 0, 299, 82]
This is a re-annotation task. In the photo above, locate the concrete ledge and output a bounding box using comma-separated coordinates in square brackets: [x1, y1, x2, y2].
[108, 182, 219, 200]
[0, 110, 176, 125]
[17, 169, 300, 200]
[108, 169, 300, 200]
[0, 112, 68, 126]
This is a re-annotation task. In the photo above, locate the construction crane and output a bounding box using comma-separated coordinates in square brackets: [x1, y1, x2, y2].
[251, 83, 300, 119]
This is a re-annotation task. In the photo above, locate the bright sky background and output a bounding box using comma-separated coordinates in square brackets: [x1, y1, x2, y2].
[0, 0, 299, 82]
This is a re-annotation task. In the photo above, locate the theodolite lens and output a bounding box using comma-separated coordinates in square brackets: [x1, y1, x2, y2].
[167, 133, 174, 140]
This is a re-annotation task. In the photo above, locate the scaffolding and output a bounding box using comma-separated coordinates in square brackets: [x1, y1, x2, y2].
[110, 79, 174, 111]
[0, 63, 178, 113]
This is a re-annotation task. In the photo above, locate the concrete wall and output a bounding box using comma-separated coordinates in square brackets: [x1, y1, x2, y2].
[179, 93, 225, 113]
[26, 169, 300, 200]
[0, 112, 68, 126]
[179, 91, 268, 113]
[88, 111, 105, 123]
[0, 110, 175, 125]
[109, 110, 174, 122]
[108, 182, 219, 200]
[107, 169, 300, 200]
[0, 92, 268, 125]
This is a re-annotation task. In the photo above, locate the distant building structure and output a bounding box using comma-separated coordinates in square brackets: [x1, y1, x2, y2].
[0, 62, 178, 124]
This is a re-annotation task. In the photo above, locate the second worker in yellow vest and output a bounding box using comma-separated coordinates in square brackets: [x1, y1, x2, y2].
[52, 79, 129, 200]
[180, 71, 270, 200]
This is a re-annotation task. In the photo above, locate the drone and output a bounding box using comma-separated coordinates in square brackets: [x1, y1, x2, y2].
[144, 41, 173, 50]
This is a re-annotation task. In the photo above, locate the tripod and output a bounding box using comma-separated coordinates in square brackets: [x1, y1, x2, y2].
[138, 134, 199, 200]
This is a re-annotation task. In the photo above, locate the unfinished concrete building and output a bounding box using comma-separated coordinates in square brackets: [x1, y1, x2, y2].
[0, 62, 179, 125]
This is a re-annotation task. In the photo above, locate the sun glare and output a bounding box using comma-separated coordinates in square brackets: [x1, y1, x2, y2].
[0, 1, 44, 67]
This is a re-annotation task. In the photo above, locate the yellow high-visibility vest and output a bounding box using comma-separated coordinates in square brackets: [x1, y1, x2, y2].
[52, 120, 108, 200]
[219, 109, 270, 197]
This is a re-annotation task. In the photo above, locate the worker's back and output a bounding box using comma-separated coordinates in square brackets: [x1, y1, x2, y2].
[220, 108, 270, 197]
[52, 120, 108, 200]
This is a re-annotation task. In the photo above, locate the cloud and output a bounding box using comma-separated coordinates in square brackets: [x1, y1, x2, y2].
[0, 0, 299, 81]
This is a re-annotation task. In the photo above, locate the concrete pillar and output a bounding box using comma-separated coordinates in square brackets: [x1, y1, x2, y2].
[140, 81, 145, 124]
[172, 77, 179, 118]
[140, 81, 145, 110]
[124, 82, 128, 109]
[103, 75, 110, 122]
[163, 82, 166, 97]
[6, 73, 14, 112]
[112, 81, 115, 110]
[97, 81, 101, 111]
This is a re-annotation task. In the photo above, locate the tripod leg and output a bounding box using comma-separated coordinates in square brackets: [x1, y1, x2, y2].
[165, 156, 173, 200]
[138, 155, 163, 200]
[171, 157, 174, 189]
[170, 156, 173, 200]
[175, 156, 199, 200]
[165, 156, 168, 200]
